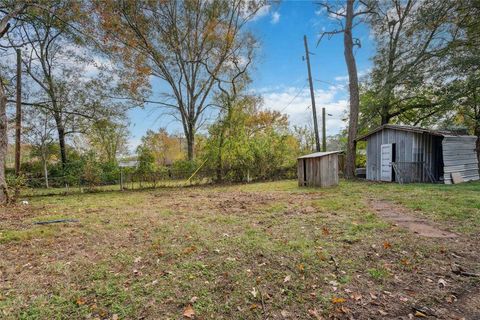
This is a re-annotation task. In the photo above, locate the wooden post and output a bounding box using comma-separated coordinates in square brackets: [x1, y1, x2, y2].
[120, 167, 124, 190]
[15, 48, 21, 176]
[303, 35, 320, 152]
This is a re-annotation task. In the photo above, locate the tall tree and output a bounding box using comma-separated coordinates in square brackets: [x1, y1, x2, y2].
[7, 1, 132, 167]
[93, 0, 265, 160]
[0, 3, 28, 203]
[444, 0, 480, 167]
[318, 0, 373, 178]
[88, 119, 129, 164]
[365, 0, 458, 125]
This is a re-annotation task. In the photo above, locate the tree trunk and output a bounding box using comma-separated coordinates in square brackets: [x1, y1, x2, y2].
[343, 0, 360, 179]
[475, 124, 480, 173]
[380, 106, 392, 125]
[0, 88, 9, 203]
[54, 115, 67, 167]
[186, 122, 195, 161]
[216, 129, 224, 182]
[42, 147, 49, 188]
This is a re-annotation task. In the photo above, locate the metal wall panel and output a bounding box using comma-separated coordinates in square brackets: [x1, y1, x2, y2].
[442, 136, 480, 184]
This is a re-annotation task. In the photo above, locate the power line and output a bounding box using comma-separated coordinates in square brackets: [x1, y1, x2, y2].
[278, 81, 308, 113]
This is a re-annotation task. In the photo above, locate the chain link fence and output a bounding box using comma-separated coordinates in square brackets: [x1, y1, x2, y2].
[17, 165, 297, 197]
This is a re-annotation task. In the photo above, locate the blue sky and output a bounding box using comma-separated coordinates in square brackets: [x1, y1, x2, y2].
[127, 0, 375, 150]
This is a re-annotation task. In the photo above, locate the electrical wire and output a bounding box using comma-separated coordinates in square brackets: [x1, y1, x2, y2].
[278, 81, 308, 113]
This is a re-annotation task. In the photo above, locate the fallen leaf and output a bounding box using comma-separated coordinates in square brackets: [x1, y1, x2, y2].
[446, 294, 457, 303]
[340, 306, 350, 313]
[297, 264, 305, 272]
[112, 314, 119, 320]
[351, 293, 362, 301]
[308, 308, 324, 319]
[332, 297, 346, 304]
[183, 246, 197, 255]
[284, 275, 291, 283]
[414, 310, 427, 318]
[183, 304, 195, 318]
[322, 227, 330, 236]
[383, 241, 392, 249]
[281, 310, 290, 317]
[76, 297, 86, 305]
[369, 292, 377, 299]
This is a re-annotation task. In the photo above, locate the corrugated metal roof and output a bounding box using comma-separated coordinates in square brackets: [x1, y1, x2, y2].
[356, 124, 472, 141]
[297, 151, 343, 159]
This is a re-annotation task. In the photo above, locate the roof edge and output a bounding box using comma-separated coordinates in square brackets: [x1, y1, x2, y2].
[297, 151, 343, 159]
[355, 124, 453, 141]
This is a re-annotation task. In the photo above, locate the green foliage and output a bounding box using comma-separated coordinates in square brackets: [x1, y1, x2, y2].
[81, 153, 103, 189]
[88, 119, 129, 164]
[6, 173, 27, 191]
[171, 160, 198, 179]
[136, 146, 156, 175]
[202, 99, 299, 182]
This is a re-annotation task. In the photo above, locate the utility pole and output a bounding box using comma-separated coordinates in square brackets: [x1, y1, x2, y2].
[303, 35, 320, 152]
[322, 107, 326, 151]
[15, 48, 21, 176]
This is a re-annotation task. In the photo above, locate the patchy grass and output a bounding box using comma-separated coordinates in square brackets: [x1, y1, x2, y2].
[0, 179, 479, 319]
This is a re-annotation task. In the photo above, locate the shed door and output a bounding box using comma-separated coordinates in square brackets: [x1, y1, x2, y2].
[381, 144, 393, 182]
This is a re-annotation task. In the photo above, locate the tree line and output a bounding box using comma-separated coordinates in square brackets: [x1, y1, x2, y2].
[0, 0, 479, 202]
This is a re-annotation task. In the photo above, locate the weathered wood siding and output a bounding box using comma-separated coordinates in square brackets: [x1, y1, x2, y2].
[365, 128, 438, 182]
[442, 136, 480, 184]
[297, 154, 339, 187]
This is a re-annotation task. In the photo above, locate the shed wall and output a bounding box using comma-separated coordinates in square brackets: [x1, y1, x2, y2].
[297, 154, 339, 187]
[365, 128, 437, 182]
[442, 136, 480, 184]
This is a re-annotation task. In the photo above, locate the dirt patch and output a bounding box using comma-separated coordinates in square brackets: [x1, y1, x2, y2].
[368, 199, 457, 238]
[442, 284, 480, 319]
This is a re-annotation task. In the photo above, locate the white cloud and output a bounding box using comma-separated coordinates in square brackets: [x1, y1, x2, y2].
[334, 75, 349, 82]
[271, 11, 280, 24]
[257, 85, 348, 136]
[250, 5, 280, 25]
[250, 5, 271, 21]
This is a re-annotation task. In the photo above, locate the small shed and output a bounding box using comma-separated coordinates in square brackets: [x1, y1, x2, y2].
[297, 151, 342, 187]
[356, 125, 480, 184]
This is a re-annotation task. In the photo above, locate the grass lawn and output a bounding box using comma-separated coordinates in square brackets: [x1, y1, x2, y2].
[1, 180, 479, 319]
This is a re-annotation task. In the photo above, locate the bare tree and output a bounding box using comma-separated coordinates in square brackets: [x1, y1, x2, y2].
[317, 0, 374, 179]
[6, 1, 133, 167]
[93, 0, 265, 160]
[24, 108, 55, 188]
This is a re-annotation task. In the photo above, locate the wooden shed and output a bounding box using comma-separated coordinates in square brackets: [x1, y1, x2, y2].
[297, 151, 342, 187]
[356, 125, 480, 184]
